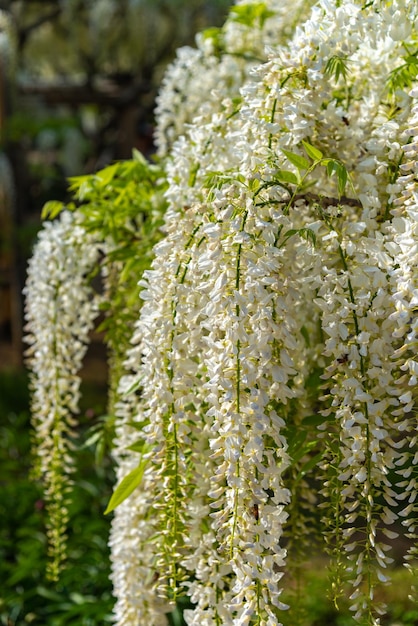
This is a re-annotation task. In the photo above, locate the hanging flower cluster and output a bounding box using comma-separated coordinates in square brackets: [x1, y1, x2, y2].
[26, 0, 417, 624]
[24, 211, 101, 580]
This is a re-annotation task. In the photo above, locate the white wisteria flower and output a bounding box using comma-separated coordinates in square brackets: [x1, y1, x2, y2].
[24, 211, 101, 579]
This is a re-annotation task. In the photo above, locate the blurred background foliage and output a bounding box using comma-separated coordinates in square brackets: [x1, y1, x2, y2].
[0, 368, 115, 625]
[0, 0, 233, 366]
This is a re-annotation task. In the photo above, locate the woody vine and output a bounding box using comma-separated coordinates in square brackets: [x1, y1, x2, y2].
[24, 1, 417, 625]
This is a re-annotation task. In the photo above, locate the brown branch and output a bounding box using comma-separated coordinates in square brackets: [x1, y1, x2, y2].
[296, 192, 362, 208]
[256, 191, 362, 209]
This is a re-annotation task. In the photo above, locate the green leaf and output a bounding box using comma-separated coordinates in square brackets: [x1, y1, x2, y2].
[230, 3, 275, 28]
[281, 227, 315, 247]
[287, 429, 307, 458]
[282, 149, 310, 171]
[325, 159, 338, 178]
[170, 606, 186, 626]
[132, 148, 147, 165]
[324, 55, 350, 83]
[386, 51, 418, 94]
[299, 227, 317, 246]
[276, 169, 299, 185]
[337, 164, 348, 197]
[41, 200, 64, 220]
[302, 141, 323, 162]
[282, 228, 299, 241]
[249, 177, 260, 192]
[97, 163, 119, 187]
[325, 159, 348, 197]
[127, 439, 149, 453]
[305, 367, 323, 391]
[188, 163, 200, 187]
[124, 377, 143, 395]
[202, 26, 222, 40]
[201, 27, 224, 54]
[296, 451, 324, 481]
[292, 440, 318, 463]
[82, 431, 102, 448]
[68, 173, 91, 189]
[302, 414, 329, 427]
[104, 455, 150, 514]
[300, 325, 310, 347]
[36, 585, 64, 602]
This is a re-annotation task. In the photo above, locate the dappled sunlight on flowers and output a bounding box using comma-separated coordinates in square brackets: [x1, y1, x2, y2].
[25, 0, 418, 624]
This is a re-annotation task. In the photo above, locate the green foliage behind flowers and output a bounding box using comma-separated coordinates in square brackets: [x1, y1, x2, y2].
[62, 149, 167, 399]
[0, 370, 114, 625]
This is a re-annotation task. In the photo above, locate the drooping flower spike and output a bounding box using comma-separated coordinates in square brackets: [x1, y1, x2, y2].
[26, 0, 417, 623]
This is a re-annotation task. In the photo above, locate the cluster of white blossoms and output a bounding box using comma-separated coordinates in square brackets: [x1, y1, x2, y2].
[24, 211, 101, 579]
[26, 0, 418, 623]
[109, 0, 418, 624]
[154, 0, 314, 158]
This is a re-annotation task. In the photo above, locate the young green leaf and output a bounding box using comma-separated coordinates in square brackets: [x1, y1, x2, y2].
[188, 163, 200, 187]
[326, 159, 348, 196]
[291, 440, 316, 464]
[299, 227, 317, 246]
[287, 429, 307, 461]
[97, 163, 119, 187]
[386, 51, 418, 94]
[230, 3, 275, 28]
[132, 148, 148, 165]
[337, 164, 348, 197]
[295, 451, 324, 482]
[281, 228, 299, 243]
[302, 413, 334, 427]
[41, 200, 64, 220]
[300, 325, 310, 347]
[127, 440, 149, 453]
[325, 159, 339, 178]
[104, 455, 150, 514]
[302, 141, 323, 162]
[324, 55, 350, 83]
[282, 149, 310, 171]
[276, 169, 300, 185]
[124, 378, 143, 396]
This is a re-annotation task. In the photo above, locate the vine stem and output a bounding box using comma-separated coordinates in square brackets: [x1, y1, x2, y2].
[336, 239, 374, 620]
[229, 206, 248, 559]
[230, 229, 244, 558]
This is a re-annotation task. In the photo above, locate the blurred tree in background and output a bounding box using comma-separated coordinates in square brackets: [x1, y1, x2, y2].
[0, 0, 232, 366]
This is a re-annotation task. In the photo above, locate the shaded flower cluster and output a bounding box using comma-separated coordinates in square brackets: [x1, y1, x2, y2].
[24, 211, 100, 579]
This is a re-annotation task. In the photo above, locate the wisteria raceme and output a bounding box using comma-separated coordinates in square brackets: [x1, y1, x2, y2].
[25, 0, 418, 624]
[113, 0, 417, 623]
[109, 379, 171, 626]
[389, 86, 418, 582]
[24, 211, 100, 579]
[154, 0, 313, 158]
